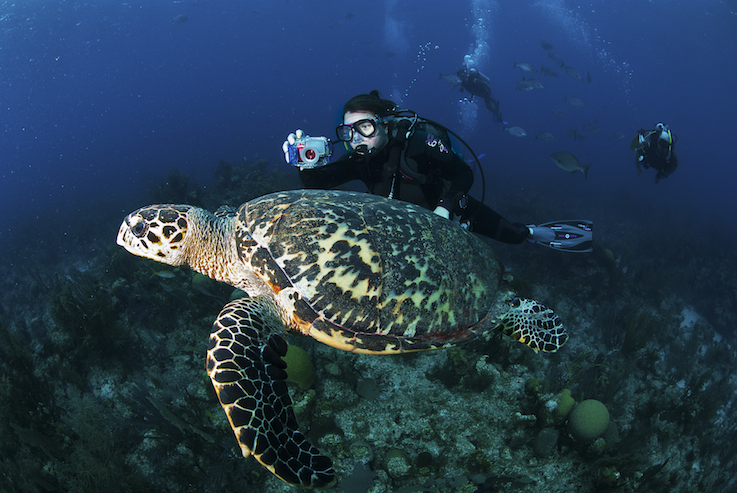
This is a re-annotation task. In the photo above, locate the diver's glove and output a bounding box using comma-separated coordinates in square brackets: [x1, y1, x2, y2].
[432, 205, 450, 219]
[434, 193, 468, 218]
[282, 129, 306, 164]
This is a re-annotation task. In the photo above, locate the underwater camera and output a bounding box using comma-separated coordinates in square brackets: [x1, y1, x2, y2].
[287, 136, 332, 169]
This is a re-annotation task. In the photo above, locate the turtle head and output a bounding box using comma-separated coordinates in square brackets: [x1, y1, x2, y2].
[117, 204, 194, 266]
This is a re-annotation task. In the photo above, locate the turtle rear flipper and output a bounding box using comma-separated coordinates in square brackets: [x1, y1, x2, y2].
[497, 298, 568, 352]
[206, 297, 335, 488]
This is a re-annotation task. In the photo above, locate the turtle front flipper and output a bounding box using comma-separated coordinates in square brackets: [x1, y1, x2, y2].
[497, 298, 568, 352]
[206, 297, 335, 488]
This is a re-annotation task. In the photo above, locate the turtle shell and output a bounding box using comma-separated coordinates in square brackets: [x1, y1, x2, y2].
[236, 190, 504, 354]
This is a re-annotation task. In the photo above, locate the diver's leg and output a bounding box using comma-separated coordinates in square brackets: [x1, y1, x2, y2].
[459, 196, 528, 244]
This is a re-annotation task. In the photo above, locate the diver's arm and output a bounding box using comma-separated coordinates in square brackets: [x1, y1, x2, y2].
[439, 152, 475, 196]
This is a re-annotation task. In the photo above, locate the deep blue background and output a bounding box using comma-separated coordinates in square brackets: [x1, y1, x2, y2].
[2, 0, 736, 251]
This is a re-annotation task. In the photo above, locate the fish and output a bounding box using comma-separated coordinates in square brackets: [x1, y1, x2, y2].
[505, 126, 527, 137]
[528, 78, 544, 89]
[567, 126, 578, 140]
[582, 119, 600, 133]
[516, 79, 535, 91]
[541, 40, 554, 51]
[346, 12, 355, 19]
[171, 14, 188, 23]
[440, 72, 462, 87]
[564, 65, 584, 82]
[513, 62, 538, 73]
[609, 132, 626, 140]
[564, 95, 585, 107]
[536, 132, 555, 141]
[551, 151, 592, 179]
[586, 71, 592, 83]
[554, 109, 565, 119]
[150, 268, 177, 279]
[548, 52, 565, 67]
[541, 66, 559, 78]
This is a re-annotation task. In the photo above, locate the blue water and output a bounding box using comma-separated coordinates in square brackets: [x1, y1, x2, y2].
[3, 2, 737, 491]
[2, 0, 736, 249]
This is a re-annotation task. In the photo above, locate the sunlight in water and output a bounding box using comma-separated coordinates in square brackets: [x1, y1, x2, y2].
[384, 0, 409, 57]
[457, 0, 497, 132]
[533, 0, 634, 105]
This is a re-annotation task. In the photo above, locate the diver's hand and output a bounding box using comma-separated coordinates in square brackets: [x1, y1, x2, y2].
[282, 129, 307, 164]
[432, 206, 450, 219]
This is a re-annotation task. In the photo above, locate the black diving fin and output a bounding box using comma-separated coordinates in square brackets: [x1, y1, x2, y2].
[528, 220, 593, 253]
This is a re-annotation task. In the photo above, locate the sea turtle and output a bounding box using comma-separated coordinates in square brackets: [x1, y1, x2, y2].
[116, 189, 568, 488]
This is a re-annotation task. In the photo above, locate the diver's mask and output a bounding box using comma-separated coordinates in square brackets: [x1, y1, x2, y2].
[335, 118, 381, 142]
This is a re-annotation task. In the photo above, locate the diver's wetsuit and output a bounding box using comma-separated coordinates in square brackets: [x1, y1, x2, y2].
[457, 68, 504, 123]
[635, 131, 679, 183]
[299, 128, 528, 244]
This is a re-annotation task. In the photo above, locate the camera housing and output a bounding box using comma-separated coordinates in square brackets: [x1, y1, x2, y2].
[287, 136, 332, 169]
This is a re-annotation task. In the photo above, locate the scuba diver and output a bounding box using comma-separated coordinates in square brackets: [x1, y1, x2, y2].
[456, 67, 505, 123]
[282, 90, 592, 252]
[631, 122, 678, 183]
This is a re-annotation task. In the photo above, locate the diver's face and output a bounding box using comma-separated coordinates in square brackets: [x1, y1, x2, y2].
[344, 111, 389, 153]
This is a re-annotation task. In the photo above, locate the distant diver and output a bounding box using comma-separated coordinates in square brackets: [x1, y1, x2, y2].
[454, 66, 505, 124]
[631, 123, 678, 183]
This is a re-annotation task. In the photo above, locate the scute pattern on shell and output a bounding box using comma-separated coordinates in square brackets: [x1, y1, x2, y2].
[236, 190, 503, 352]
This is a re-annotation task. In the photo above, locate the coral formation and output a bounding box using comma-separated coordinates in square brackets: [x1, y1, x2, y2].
[556, 388, 576, 419]
[568, 399, 610, 442]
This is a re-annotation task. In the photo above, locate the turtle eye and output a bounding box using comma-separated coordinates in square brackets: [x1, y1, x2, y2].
[130, 217, 149, 238]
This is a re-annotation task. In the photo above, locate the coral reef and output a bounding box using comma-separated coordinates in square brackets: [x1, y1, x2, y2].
[1, 157, 736, 493]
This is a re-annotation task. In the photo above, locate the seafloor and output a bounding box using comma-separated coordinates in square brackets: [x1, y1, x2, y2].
[1, 160, 735, 493]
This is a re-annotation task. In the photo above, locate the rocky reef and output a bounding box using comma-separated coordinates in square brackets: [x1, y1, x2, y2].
[1, 158, 736, 493]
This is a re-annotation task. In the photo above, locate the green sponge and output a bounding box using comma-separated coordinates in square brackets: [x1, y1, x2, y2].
[282, 345, 315, 391]
[556, 388, 575, 419]
[567, 399, 609, 442]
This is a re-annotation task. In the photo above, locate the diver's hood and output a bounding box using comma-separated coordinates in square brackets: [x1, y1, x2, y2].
[659, 130, 671, 143]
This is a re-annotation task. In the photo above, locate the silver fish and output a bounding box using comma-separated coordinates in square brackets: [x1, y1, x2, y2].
[582, 120, 600, 133]
[516, 79, 535, 91]
[514, 62, 538, 73]
[564, 65, 584, 82]
[505, 126, 528, 137]
[565, 95, 585, 107]
[548, 52, 565, 67]
[536, 132, 555, 141]
[609, 131, 625, 140]
[541, 66, 559, 78]
[551, 151, 591, 179]
[439, 72, 462, 87]
[541, 40, 554, 51]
